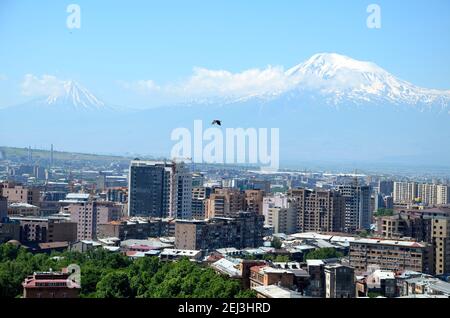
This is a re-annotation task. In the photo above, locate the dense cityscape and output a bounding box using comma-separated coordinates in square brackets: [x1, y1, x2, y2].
[0, 145, 449, 299]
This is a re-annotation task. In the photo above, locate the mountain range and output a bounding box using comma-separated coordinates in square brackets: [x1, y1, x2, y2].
[1, 53, 450, 169]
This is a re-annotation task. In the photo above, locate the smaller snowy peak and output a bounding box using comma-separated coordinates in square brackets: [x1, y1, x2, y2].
[45, 80, 105, 110]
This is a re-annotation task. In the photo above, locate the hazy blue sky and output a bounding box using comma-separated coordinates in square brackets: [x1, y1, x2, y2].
[1, 0, 450, 108]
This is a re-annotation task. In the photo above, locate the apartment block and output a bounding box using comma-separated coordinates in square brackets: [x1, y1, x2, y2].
[377, 207, 450, 275]
[266, 207, 298, 235]
[10, 216, 77, 243]
[7, 203, 40, 217]
[191, 187, 211, 220]
[97, 217, 175, 240]
[128, 160, 192, 219]
[349, 238, 434, 274]
[394, 182, 450, 206]
[393, 182, 418, 205]
[324, 264, 355, 298]
[66, 201, 122, 240]
[336, 183, 372, 232]
[205, 188, 246, 218]
[288, 188, 345, 233]
[128, 160, 172, 218]
[244, 189, 264, 214]
[1, 182, 40, 206]
[431, 217, 450, 275]
[175, 212, 264, 250]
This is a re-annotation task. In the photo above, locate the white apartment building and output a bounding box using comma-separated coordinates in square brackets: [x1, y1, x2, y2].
[394, 182, 450, 206]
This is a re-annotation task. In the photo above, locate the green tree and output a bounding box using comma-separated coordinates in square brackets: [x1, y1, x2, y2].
[358, 230, 370, 238]
[374, 208, 394, 217]
[304, 248, 343, 261]
[271, 237, 283, 249]
[96, 271, 133, 298]
[235, 289, 257, 298]
[0, 243, 256, 299]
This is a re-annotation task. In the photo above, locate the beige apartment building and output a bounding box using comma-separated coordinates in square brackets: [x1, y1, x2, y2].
[288, 188, 345, 233]
[431, 217, 450, 275]
[1, 182, 40, 206]
[65, 201, 123, 240]
[244, 190, 264, 214]
[7, 203, 40, 217]
[205, 188, 245, 218]
[266, 207, 298, 235]
[349, 238, 434, 274]
[376, 207, 450, 275]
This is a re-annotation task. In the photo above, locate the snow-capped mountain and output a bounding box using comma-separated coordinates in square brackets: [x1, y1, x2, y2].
[44, 80, 106, 111]
[224, 53, 450, 111]
[283, 53, 450, 108]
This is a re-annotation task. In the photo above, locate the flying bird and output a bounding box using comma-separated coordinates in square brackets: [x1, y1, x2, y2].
[212, 120, 222, 126]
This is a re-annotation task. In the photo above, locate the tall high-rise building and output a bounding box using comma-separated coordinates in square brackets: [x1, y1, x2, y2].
[205, 188, 246, 218]
[378, 180, 394, 196]
[266, 207, 298, 235]
[171, 162, 192, 219]
[192, 173, 204, 187]
[191, 187, 211, 220]
[288, 188, 345, 233]
[394, 182, 450, 206]
[66, 201, 122, 241]
[437, 185, 450, 205]
[263, 193, 288, 226]
[128, 161, 172, 218]
[336, 182, 372, 233]
[128, 160, 192, 219]
[393, 182, 418, 204]
[244, 189, 264, 214]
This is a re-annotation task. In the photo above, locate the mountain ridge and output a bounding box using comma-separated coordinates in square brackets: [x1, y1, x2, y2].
[4, 53, 450, 112]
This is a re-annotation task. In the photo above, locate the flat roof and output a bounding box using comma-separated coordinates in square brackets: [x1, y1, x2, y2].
[160, 249, 201, 256]
[252, 285, 309, 298]
[306, 260, 325, 266]
[65, 193, 90, 199]
[8, 202, 39, 208]
[211, 258, 241, 277]
[351, 238, 426, 248]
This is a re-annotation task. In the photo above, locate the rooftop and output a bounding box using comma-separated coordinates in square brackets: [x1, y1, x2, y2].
[252, 285, 310, 298]
[211, 258, 242, 278]
[351, 238, 427, 248]
[306, 260, 325, 266]
[160, 249, 201, 257]
[8, 202, 39, 209]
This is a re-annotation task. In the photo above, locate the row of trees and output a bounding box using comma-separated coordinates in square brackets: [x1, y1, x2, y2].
[0, 243, 255, 298]
[304, 248, 344, 260]
[374, 208, 394, 217]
